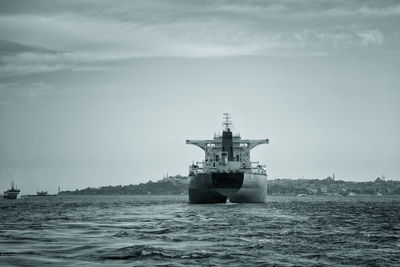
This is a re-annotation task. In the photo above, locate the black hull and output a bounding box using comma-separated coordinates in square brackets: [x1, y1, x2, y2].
[3, 194, 18, 199]
[189, 172, 267, 203]
[26, 195, 57, 197]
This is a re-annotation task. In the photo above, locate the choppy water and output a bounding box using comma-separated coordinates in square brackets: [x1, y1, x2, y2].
[0, 195, 399, 266]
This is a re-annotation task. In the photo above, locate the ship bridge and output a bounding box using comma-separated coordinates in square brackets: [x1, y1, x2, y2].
[186, 114, 269, 174]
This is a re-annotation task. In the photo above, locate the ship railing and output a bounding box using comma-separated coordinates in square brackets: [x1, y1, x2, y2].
[250, 161, 267, 175]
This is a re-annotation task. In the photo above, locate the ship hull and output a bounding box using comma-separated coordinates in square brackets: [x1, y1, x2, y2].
[26, 195, 57, 197]
[188, 172, 267, 203]
[3, 192, 19, 199]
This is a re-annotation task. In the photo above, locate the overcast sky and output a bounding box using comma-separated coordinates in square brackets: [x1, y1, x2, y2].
[0, 0, 399, 193]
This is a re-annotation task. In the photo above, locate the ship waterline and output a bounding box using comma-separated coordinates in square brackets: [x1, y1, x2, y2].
[189, 173, 267, 203]
[186, 113, 269, 203]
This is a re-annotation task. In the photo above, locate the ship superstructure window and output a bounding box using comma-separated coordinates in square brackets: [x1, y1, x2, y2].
[236, 155, 240, 161]
[215, 155, 219, 162]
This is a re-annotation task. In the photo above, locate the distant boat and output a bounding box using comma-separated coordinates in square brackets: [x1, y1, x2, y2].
[27, 190, 57, 197]
[3, 182, 20, 199]
[37, 190, 49, 196]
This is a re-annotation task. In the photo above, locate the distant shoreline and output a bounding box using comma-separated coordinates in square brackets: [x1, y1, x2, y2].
[29, 194, 400, 197]
[57, 175, 400, 196]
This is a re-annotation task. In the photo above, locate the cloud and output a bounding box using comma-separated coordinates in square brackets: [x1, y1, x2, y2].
[0, 1, 398, 76]
[292, 28, 384, 48]
[211, 1, 400, 18]
[322, 4, 400, 17]
[356, 30, 384, 46]
[0, 27, 387, 77]
[0, 82, 61, 105]
[0, 49, 130, 77]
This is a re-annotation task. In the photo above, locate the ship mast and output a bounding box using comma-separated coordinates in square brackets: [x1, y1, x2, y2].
[222, 113, 232, 131]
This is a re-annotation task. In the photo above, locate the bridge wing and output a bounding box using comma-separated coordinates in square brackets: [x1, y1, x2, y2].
[186, 140, 207, 151]
[242, 139, 269, 150]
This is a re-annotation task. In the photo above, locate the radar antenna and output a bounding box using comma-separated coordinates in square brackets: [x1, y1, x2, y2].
[222, 113, 232, 131]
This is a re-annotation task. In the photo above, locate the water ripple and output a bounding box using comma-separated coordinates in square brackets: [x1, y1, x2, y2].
[0, 195, 399, 266]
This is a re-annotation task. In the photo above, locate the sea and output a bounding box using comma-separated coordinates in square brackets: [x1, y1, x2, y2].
[0, 195, 399, 266]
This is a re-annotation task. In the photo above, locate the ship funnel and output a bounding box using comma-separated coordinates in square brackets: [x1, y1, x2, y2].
[222, 113, 234, 161]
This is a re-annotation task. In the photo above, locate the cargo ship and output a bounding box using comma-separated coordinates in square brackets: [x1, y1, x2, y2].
[186, 114, 269, 203]
[3, 181, 20, 199]
[27, 191, 57, 197]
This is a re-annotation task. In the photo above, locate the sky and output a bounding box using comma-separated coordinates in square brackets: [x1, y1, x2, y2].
[0, 0, 399, 193]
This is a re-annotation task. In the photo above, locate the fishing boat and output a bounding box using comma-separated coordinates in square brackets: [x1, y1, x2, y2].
[3, 182, 20, 199]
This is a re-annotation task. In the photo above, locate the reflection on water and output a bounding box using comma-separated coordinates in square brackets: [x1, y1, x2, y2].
[0, 195, 399, 266]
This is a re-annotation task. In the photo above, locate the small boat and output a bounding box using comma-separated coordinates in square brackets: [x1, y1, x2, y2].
[37, 190, 49, 196]
[27, 190, 57, 197]
[3, 182, 20, 199]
